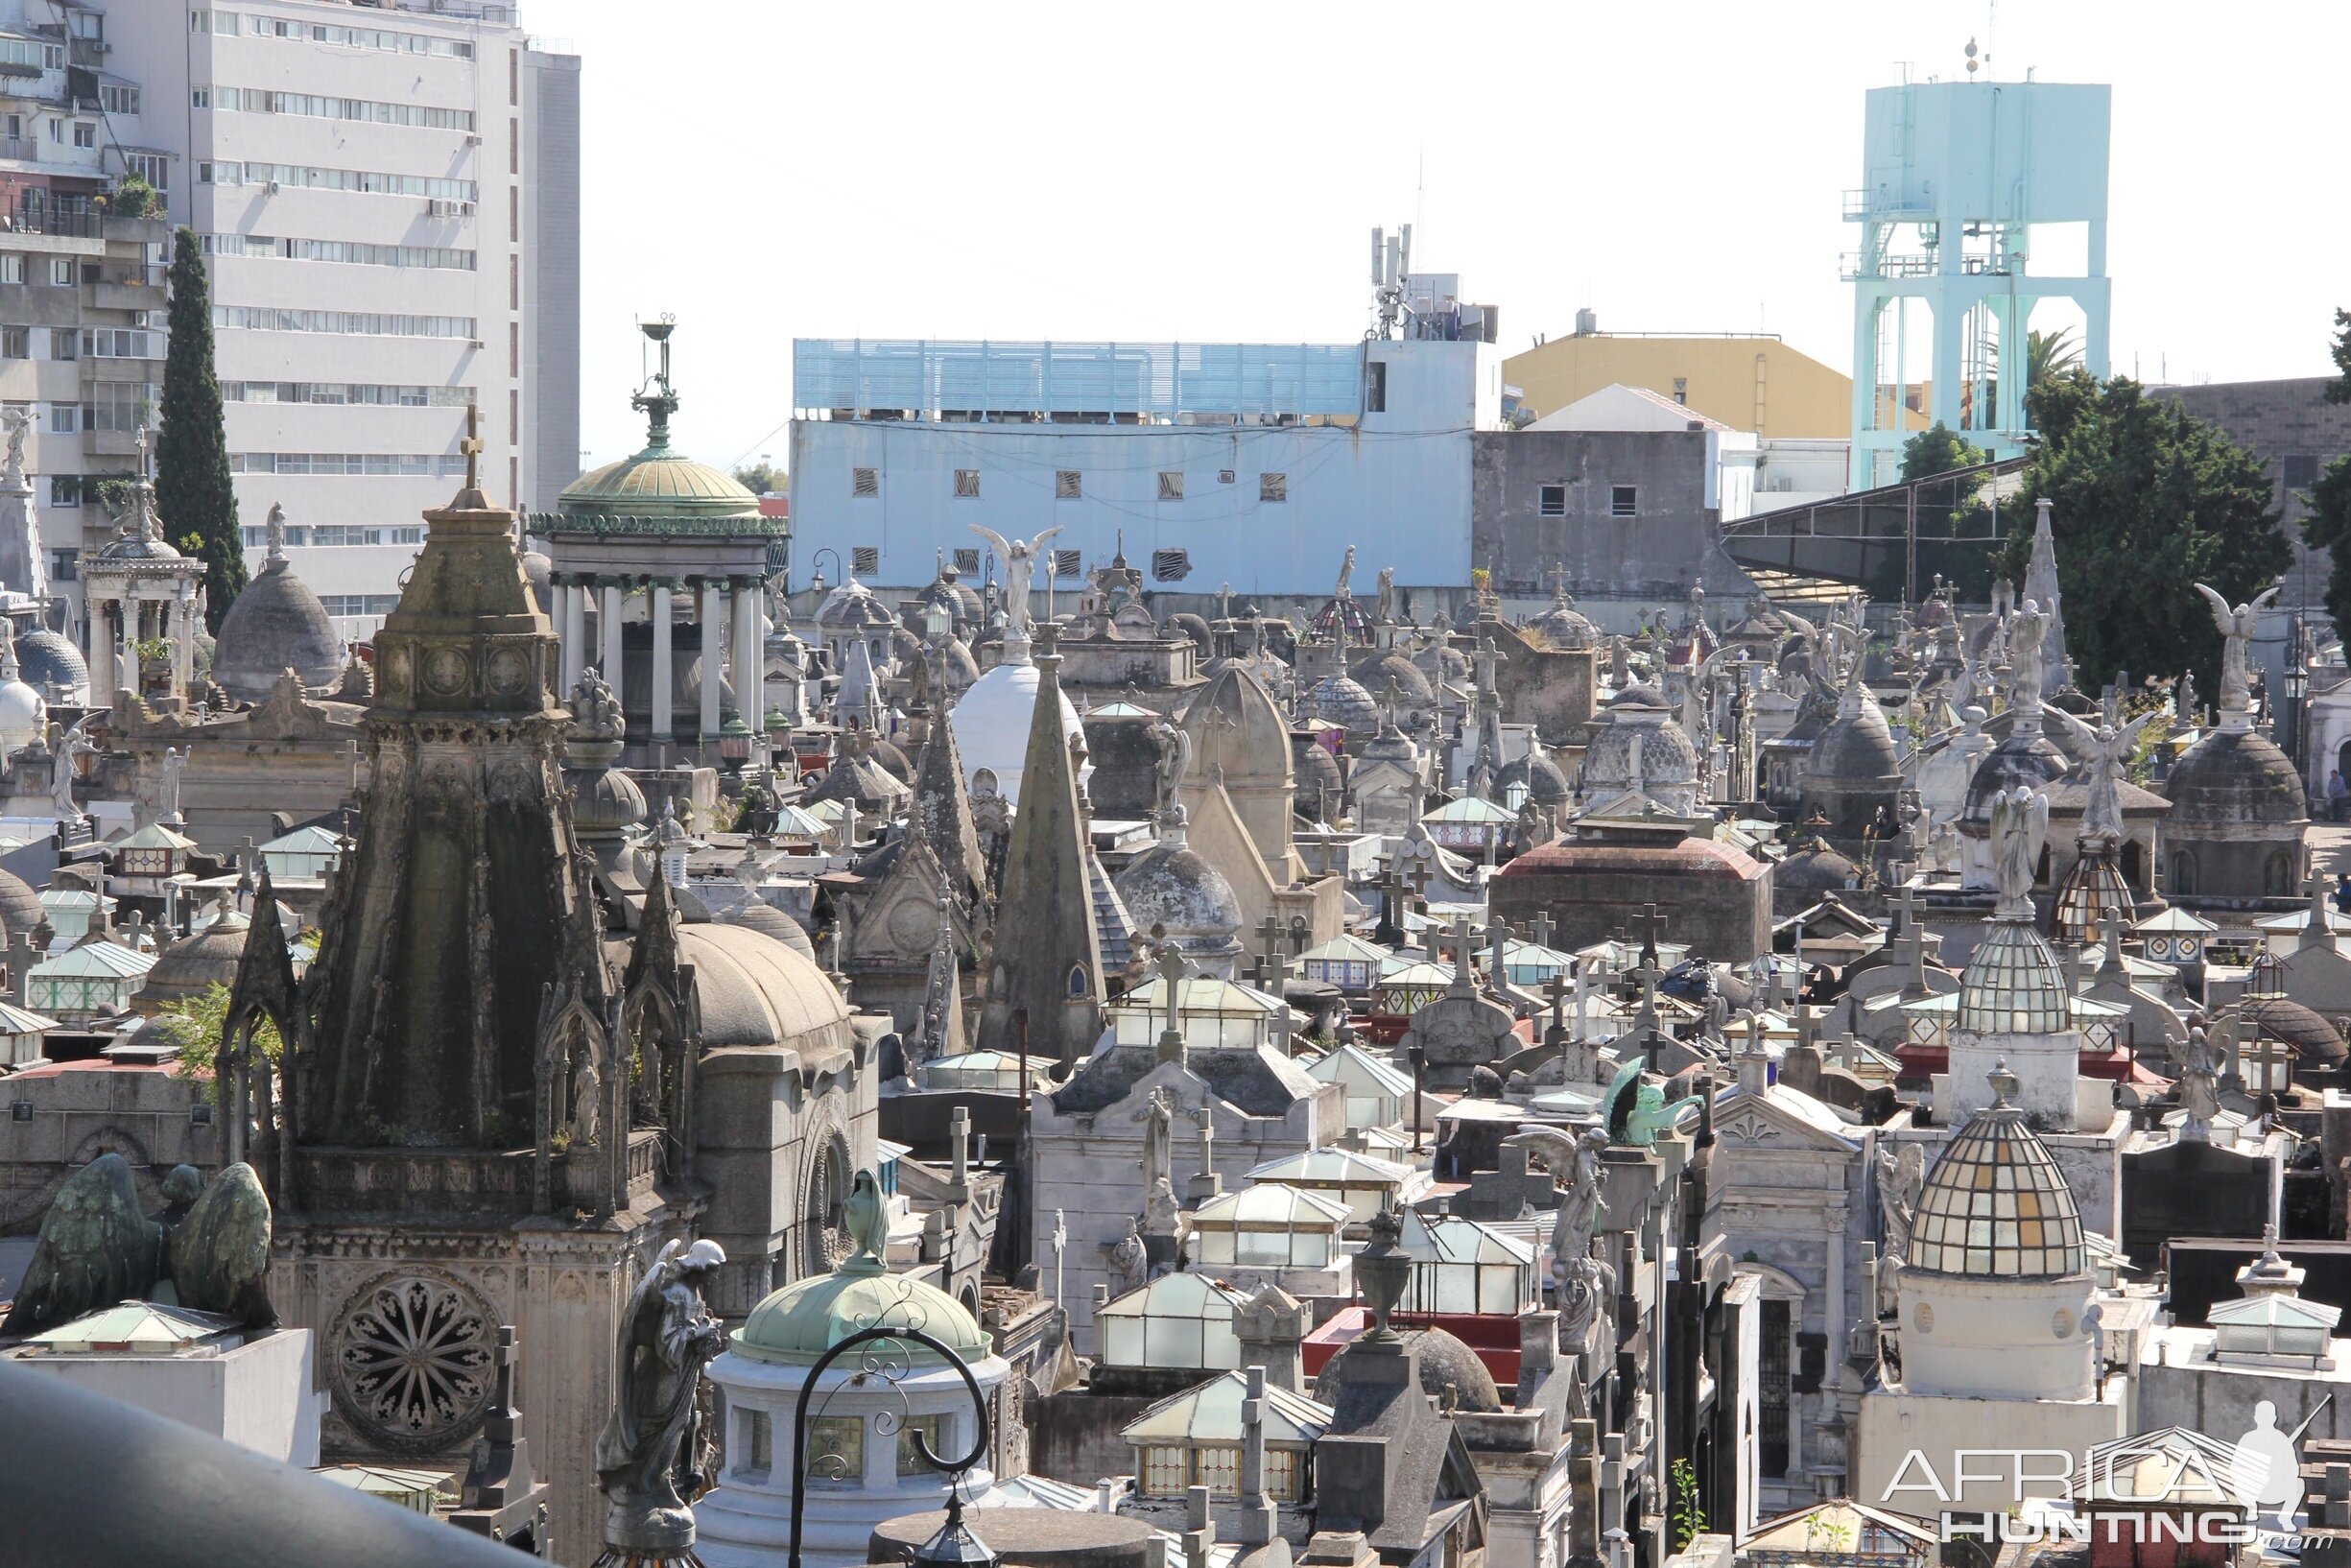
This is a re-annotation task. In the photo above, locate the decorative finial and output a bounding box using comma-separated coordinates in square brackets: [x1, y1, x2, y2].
[1987, 1059, 2019, 1108]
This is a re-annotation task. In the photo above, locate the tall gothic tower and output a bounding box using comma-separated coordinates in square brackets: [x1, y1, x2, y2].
[232, 442, 699, 1564]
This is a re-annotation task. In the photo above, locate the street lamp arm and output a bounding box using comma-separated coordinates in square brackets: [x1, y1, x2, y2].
[788, 1323, 992, 1568]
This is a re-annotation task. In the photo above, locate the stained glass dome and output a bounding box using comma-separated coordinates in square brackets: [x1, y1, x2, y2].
[1956, 919, 2071, 1034]
[1908, 1075, 2086, 1279]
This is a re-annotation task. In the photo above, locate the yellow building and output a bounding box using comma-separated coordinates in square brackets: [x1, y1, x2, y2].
[1504, 327, 1919, 440]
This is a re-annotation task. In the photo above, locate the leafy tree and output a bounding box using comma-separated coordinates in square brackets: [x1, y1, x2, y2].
[1994, 369, 2288, 695]
[101, 175, 158, 220]
[157, 227, 243, 632]
[732, 461, 787, 495]
[160, 981, 281, 1103]
[1670, 1458, 1708, 1551]
[1901, 420, 1986, 484]
[2299, 310, 2351, 627]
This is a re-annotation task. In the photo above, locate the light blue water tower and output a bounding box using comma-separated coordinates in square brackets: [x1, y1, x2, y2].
[1845, 64, 2111, 489]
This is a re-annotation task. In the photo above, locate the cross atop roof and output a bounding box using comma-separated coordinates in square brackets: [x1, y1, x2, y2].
[460, 403, 484, 495]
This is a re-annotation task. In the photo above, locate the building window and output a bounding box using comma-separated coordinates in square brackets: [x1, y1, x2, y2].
[1056, 468, 1081, 499]
[124, 153, 168, 192]
[48, 549, 74, 582]
[1156, 471, 1183, 501]
[1196, 1445, 1240, 1498]
[1259, 472, 1287, 502]
[1142, 1446, 1188, 1497]
[953, 547, 980, 575]
[737, 1409, 772, 1481]
[1610, 485, 1638, 517]
[49, 328, 73, 360]
[0, 328, 24, 360]
[47, 403, 76, 435]
[953, 468, 980, 498]
[48, 476, 77, 507]
[805, 1414, 863, 1486]
[1366, 359, 1388, 413]
[190, 89, 210, 109]
[1672, 377, 1688, 406]
[1539, 484, 1567, 518]
[47, 259, 71, 288]
[2285, 454, 2320, 490]
[72, 123, 93, 150]
[1152, 548, 1190, 582]
[850, 466, 878, 498]
[896, 1414, 948, 1476]
[100, 85, 139, 116]
[1265, 1448, 1301, 1503]
[1760, 1297, 1793, 1477]
[0, 257, 18, 286]
[1052, 549, 1081, 581]
[851, 546, 879, 577]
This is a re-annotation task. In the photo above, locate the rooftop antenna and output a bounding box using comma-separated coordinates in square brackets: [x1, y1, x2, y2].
[1368, 223, 1413, 341]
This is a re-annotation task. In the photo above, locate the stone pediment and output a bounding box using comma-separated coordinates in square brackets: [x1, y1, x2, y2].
[1711, 1085, 1859, 1152]
[1399, 987, 1518, 1069]
[846, 835, 971, 967]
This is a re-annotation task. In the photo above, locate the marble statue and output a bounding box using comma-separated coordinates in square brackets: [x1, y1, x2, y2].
[570, 1052, 602, 1148]
[2040, 702, 2157, 845]
[1105, 1217, 1148, 1297]
[1152, 715, 1192, 824]
[572, 666, 625, 741]
[1143, 1176, 1181, 1249]
[157, 746, 185, 824]
[1988, 784, 2049, 919]
[1333, 544, 1356, 600]
[1375, 565, 1394, 625]
[594, 1237, 728, 1554]
[2195, 581, 2285, 716]
[2007, 598, 2050, 711]
[1, 406, 25, 481]
[968, 525, 1061, 643]
[1600, 1057, 1702, 1147]
[1134, 1084, 1174, 1193]
[2175, 1026, 2220, 1143]
[1874, 1140, 1924, 1318]
[50, 715, 92, 820]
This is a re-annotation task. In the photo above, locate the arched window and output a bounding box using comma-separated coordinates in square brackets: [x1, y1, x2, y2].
[2173, 851, 2198, 896]
[2121, 839, 2146, 892]
[1066, 964, 1089, 998]
[2266, 851, 2294, 897]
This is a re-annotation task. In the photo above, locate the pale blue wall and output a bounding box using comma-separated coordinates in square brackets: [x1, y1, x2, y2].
[787, 340, 1492, 595]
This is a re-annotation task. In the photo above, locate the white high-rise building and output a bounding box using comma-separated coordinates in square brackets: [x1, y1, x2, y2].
[109, 0, 579, 641]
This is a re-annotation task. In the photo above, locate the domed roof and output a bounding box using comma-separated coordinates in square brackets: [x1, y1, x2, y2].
[1910, 1087, 2086, 1278]
[814, 578, 896, 632]
[1962, 728, 2069, 822]
[917, 566, 984, 633]
[1775, 838, 1858, 893]
[1525, 594, 1600, 653]
[139, 908, 253, 1009]
[1958, 919, 2071, 1034]
[1802, 688, 1902, 783]
[1167, 612, 1212, 654]
[565, 761, 647, 835]
[212, 547, 345, 702]
[1359, 717, 1418, 767]
[1347, 651, 1433, 709]
[1415, 638, 1469, 684]
[866, 735, 913, 784]
[1608, 682, 1667, 709]
[2164, 727, 2308, 828]
[735, 1248, 990, 1368]
[557, 416, 762, 520]
[518, 545, 553, 618]
[1316, 1326, 1500, 1414]
[675, 925, 850, 1050]
[1292, 734, 1342, 818]
[0, 653, 43, 753]
[1181, 664, 1292, 787]
[0, 864, 44, 941]
[719, 899, 816, 961]
[1579, 709, 1698, 792]
[16, 627, 85, 695]
[1309, 674, 1379, 736]
[2241, 996, 2348, 1068]
[1114, 842, 1243, 950]
[1496, 745, 1571, 806]
[948, 657, 1084, 806]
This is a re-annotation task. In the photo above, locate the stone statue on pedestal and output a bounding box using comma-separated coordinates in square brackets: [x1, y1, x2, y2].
[2195, 581, 2284, 717]
[969, 526, 1061, 644]
[594, 1237, 727, 1558]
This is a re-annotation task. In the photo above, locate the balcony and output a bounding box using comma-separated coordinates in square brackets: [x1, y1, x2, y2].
[83, 278, 158, 313]
[7, 205, 98, 238]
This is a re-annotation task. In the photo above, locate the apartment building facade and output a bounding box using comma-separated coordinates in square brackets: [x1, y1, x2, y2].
[108, 0, 579, 639]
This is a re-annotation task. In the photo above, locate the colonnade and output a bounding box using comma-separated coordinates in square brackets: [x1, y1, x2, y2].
[548, 572, 768, 743]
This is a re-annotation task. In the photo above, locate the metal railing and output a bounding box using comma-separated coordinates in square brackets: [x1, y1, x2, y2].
[6, 206, 99, 238]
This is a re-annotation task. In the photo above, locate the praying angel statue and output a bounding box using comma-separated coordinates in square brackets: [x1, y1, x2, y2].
[1988, 784, 2049, 920]
[2195, 581, 2284, 717]
[2039, 701, 2156, 846]
[969, 526, 1061, 644]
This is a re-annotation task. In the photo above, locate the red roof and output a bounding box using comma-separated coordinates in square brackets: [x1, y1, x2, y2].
[1498, 834, 1767, 882]
[9, 1057, 177, 1081]
[758, 495, 789, 519]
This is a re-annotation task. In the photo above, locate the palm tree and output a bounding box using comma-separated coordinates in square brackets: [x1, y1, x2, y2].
[2028, 326, 2082, 392]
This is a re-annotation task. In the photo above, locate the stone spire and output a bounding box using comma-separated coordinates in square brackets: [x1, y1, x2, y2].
[977, 623, 1104, 1068]
[908, 686, 986, 903]
[293, 454, 604, 1150]
[2022, 498, 2071, 691]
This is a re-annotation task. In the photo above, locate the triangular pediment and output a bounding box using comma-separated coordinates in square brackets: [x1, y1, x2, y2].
[1711, 1083, 1860, 1151]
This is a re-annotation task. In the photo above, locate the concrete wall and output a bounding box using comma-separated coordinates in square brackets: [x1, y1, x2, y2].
[13, 1326, 321, 1464]
[788, 339, 1494, 596]
[1026, 1387, 1152, 1489]
[1502, 333, 1864, 440]
[1470, 429, 1760, 604]
[2152, 378, 2351, 622]
[0, 1061, 217, 1233]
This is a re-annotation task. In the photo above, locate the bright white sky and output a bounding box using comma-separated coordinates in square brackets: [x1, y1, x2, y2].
[556, 0, 2351, 476]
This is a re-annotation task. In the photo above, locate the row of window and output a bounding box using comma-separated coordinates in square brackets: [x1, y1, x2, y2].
[228, 453, 465, 477]
[48, 388, 153, 434]
[206, 234, 476, 271]
[0, 38, 63, 72]
[319, 595, 403, 615]
[1537, 483, 1639, 518]
[238, 520, 420, 551]
[199, 86, 476, 132]
[856, 465, 1290, 504]
[192, 9, 477, 58]
[198, 161, 477, 202]
[214, 306, 478, 340]
[731, 1409, 946, 1486]
[1138, 1444, 1304, 1502]
[223, 381, 476, 408]
[844, 542, 1189, 583]
[0, 255, 91, 288]
[0, 326, 156, 360]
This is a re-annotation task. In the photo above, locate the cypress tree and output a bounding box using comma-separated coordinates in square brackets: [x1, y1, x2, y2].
[155, 226, 242, 631]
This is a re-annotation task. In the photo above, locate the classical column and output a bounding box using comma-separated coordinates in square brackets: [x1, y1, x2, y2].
[650, 580, 675, 742]
[599, 578, 623, 685]
[171, 588, 193, 697]
[558, 577, 585, 694]
[86, 590, 113, 702]
[697, 577, 721, 742]
[730, 576, 762, 729]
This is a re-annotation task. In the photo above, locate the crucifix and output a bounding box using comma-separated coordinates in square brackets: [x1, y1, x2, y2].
[1373, 865, 1410, 944]
[2246, 1029, 2291, 1097]
[1404, 864, 1434, 907]
[1487, 918, 1514, 992]
[1253, 914, 1285, 968]
[1449, 909, 1477, 986]
[1637, 904, 1665, 972]
[1531, 911, 1553, 951]
[459, 402, 484, 493]
[1545, 971, 1571, 1043]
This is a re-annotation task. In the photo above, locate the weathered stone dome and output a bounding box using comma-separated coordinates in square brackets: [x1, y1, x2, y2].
[1414, 636, 1468, 685]
[1962, 728, 2069, 824]
[0, 864, 44, 941]
[212, 555, 345, 701]
[865, 735, 913, 784]
[2240, 996, 2348, 1068]
[675, 925, 850, 1051]
[1525, 596, 1600, 653]
[1309, 673, 1380, 736]
[1579, 708, 1698, 795]
[1803, 693, 1901, 784]
[814, 579, 895, 634]
[719, 898, 816, 961]
[1113, 842, 1243, 964]
[1775, 838, 1859, 895]
[566, 762, 647, 836]
[138, 909, 253, 1011]
[1608, 682, 1667, 709]
[1347, 650, 1433, 709]
[1316, 1326, 1501, 1414]
[1496, 745, 1571, 807]
[1167, 612, 1212, 655]
[15, 627, 84, 696]
[1292, 733, 1342, 819]
[2163, 727, 2307, 828]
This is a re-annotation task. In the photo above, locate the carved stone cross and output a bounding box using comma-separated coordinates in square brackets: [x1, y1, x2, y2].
[459, 402, 485, 492]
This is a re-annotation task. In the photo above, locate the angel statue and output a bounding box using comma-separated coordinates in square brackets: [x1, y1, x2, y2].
[2040, 701, 2157, 846]
[1333, 544, 1357, 600]
[2006, 598, 2051, 712]
[1600, 1057, 1703, 1148]
[2195, 581, 2285, 717]
[50, 714, 92, 820]
[595, 1237, 728, 1553]
[969, 525, 1062, 645]
[1987, 784, 2049, 920]
[4, 1154, 276, 1337]
[1375, 565, 1395, 626]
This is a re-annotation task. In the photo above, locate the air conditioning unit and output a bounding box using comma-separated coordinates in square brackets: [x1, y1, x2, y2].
[465, 338, 483, 348]
[463, 133, 481, 145]
[264, 179, 279, 194]
[458, 201, 474, 216]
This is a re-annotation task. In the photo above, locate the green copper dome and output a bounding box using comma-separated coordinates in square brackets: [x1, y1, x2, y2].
[731, 1252, 990, 1367]
[556, 440, 764, 523]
